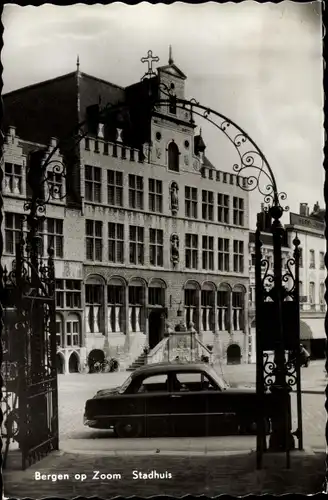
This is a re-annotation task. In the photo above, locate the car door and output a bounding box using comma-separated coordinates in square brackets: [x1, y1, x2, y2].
[167, 371, 208, 437]
[206, 388, 240, 436]
[136, 373, 172, 437]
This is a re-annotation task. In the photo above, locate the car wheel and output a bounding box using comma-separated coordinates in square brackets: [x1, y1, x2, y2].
[114, 420, 143, 438]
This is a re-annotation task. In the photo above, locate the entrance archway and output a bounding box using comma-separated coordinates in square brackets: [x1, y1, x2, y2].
[88, 349, 105, 373]
[227, 344, 241, 365]
[68, 352, 80, 373]
[56, 353, 65, 374]
[149, 310, 165, 349]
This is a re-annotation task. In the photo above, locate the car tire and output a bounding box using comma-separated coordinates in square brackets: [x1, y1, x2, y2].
[114, 420, 143, 438]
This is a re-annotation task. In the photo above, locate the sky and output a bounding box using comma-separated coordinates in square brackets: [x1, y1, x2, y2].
[2, 1, 324, 229]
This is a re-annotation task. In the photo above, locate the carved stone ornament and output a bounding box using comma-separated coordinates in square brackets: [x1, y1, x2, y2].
[184, 155, 189, 166]
[170, 233, 179, 266]
[193, 159, 200, 171]
[156, 147, 162, 159]
[170, 181, 179, 215]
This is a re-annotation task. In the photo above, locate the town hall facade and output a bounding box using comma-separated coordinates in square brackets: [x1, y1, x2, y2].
[3, 52, 250, 373]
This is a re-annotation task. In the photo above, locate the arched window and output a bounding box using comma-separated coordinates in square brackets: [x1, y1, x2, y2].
[168, 142, 179, 172]
[232, 286, 245, 331]
[217, 284, 230, 331]
[108, 278, 125, 333]
[85, 276, 104, 334]
[128, 279, 146, 333]
[201, 283, 215, 332]
[309, 282, 315, 309]
[320, 283, 325, 311]
[184, 281, 199, 328]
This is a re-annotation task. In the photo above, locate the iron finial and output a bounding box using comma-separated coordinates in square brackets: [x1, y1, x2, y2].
[76, 55, 80, 72]
[169, 45, 174, 65]
[293, 232, 301, 248]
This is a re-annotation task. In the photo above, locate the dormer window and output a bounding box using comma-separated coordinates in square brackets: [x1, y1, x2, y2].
[168, 142, 179, 172]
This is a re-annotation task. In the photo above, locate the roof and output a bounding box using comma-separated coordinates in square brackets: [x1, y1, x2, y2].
[3, 71, 124, 97]
[203, 156, 216, 169]
[131, 362, 211, 377]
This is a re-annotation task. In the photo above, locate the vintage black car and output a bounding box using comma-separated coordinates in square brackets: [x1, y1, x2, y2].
[84, 362, 275, 438]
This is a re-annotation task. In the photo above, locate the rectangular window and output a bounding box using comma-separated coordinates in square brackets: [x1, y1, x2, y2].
[129, 226, 144, 265]
[233, 240, 244, 273]
[4, 163, 23, 195]
[185, 187, 198, 218]
[85, 165, 101, 203]
[218, 238, 229, 271]
[149, 179, 163, 213]
[129, 174, 144, 209]
[202, 236, 214, 270]
[320, 251, 325, 270]
[251, 254, 256, 267]
[185, 234, 198, 269]
[107, 170, 123, 206]
[233, 197, 244, 226]
[4, 213, 24, 254]
[86, 220, 103, 261]
[45, 218, 64, 258]
[309, 250, 315, 269]
[217, 194, 229, 223]
[149, 229, 164, 267]
[55, 279, 64, 308]
[108, 223, 124, 263]
[65, 280, 82, 308]
[202, 190, 214, 221]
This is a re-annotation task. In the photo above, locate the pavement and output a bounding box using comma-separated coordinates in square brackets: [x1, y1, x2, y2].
[3, 359, 328, 498]
[3, 450, 327, 497]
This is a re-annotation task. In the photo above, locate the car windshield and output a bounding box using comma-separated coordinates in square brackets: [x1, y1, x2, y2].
[118, 374, 133, 394]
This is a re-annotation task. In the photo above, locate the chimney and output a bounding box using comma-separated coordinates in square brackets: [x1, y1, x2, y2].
[299, 203, 309, 217]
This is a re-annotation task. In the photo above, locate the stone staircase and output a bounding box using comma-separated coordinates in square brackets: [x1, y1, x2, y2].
[126, 352, 147, 372]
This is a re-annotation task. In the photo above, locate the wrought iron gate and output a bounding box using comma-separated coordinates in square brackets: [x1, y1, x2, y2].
[2, 234, 59, 470]
[254, 208, 303, 469]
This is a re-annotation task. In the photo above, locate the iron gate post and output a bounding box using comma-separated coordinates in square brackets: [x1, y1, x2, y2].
[268, 206, 295, 457]
[255, 214, 265, 469]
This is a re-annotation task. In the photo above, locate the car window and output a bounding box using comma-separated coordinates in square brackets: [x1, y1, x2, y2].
[137, 374, 169, 393]
[174, 372, 219, 392]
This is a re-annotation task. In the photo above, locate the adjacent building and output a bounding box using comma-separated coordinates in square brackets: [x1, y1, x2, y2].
[248, 203, 326, 363]
[3, 53, 251, 373]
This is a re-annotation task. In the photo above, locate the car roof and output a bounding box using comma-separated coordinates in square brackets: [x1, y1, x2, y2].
[131, 362, 213, 378]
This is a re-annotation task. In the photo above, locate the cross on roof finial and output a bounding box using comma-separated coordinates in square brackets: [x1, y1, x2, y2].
[141, 49, 159, 80]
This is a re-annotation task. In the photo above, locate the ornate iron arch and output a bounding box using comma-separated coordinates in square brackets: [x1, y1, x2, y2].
[151, 82, 288, 214]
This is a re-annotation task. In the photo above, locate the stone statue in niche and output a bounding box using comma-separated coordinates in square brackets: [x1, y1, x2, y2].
[156, 147, 162, 159]
[171, 233, 179, 266]
[170, 182, 179, 215]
